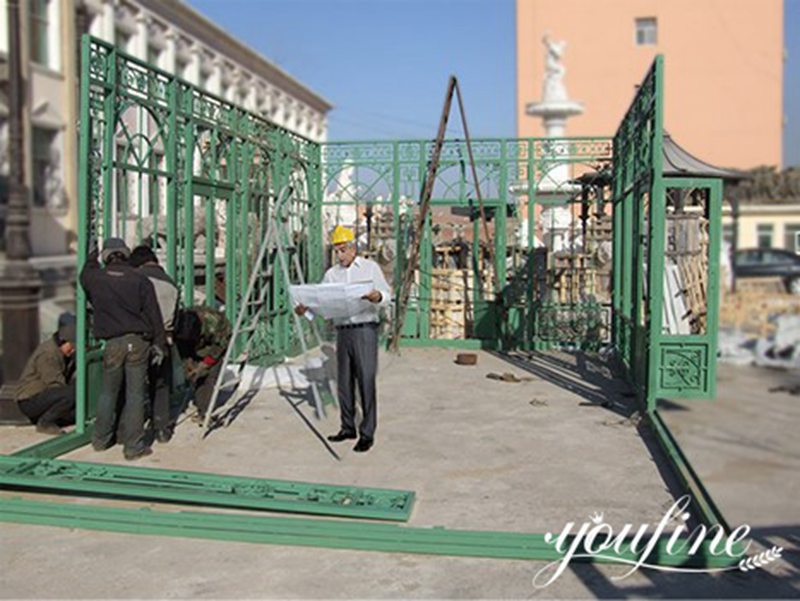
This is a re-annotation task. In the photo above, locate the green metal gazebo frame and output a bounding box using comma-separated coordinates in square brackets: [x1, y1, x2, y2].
[0, 37, 731, 561]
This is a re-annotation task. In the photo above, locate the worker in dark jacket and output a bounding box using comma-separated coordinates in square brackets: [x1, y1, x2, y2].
[80, 238, 166, 461]
[174, 305, 231, 421]
[130, 245, 179, 443]
[14, 313, 77, 434]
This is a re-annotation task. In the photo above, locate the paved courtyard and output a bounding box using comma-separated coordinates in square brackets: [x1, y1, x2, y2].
[1, 348, 797, 598]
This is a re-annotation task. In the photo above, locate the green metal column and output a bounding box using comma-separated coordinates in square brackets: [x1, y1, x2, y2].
[308, 142, 324, 284]
[391, 141, 401, 295]
[75, 36, 92, 434]
[420, 212, 432, 341]
[526, 140, 536, 350]
[495, 145, 508, 288]
[181, 93, 195, 304]
[100, 47, 117, 240]
[645, 56, 666, 412]
[165, 78, 179, 277]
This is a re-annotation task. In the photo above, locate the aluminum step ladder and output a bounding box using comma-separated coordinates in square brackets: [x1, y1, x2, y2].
[201, 186, 334, 432]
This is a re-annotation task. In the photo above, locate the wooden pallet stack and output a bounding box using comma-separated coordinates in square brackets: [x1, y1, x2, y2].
[430, 268, 469, 339]
[675, 219, 709, 333]
[587, 214, 613, 243]
[552, 253, 594, 303]
[666, 214, 709, 334]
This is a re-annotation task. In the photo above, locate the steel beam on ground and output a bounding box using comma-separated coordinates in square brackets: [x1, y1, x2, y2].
[0, 496, 740, 567]
[11, 430, 93, 459]
[0, 456, 415, 522]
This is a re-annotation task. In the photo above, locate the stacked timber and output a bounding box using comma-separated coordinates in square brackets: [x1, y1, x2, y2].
[720, 290, 800, 336]
[552, 253, 594, 303]
[430, 268, 469, 339]
[665, 214, 709, 334]
[587, 214, 613, 243]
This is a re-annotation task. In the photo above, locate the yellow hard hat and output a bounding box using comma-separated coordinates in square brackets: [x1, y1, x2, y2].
[331, 225, 354, 245]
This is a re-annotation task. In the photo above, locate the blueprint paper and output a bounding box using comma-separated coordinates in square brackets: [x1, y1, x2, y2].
[289, 281, 373, 319]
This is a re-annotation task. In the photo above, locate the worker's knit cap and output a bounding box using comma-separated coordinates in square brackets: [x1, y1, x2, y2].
[129, 245, 158, 268]
[101, 237, 131, 263]
[57, 312, 76, 344]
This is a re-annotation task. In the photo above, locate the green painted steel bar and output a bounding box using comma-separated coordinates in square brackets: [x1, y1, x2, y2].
[0, 457, 415, 522]
[420, 212, 432, 340]
[496, 141, 508, 288]
[704, 178, 723, 398]
[165, 77, 178, 277]
[100, 46, 117, 240]
[181, 115, 195, 304]
[399, 337, 499, 350]
[648, 410, 730, 531]
[391, 140, 401, 295]
[10, 430, 93, 459]
[0, 496, 739, 567]
[75, 36, 93, 434]
[645, 56, 667, 412]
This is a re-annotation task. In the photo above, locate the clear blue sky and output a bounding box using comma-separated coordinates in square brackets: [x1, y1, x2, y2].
[785, 0, 799, 166]
[189, 0, 798, 166]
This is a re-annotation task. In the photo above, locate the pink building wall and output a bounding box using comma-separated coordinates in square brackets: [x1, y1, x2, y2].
[516, 0, 784, 169]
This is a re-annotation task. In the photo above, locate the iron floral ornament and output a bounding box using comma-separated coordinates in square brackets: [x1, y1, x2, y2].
[532, 495, 783, 588]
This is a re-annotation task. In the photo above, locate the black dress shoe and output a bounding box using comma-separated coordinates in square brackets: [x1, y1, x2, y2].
[156, 429, 173, 444]
[124, 447, 153, 461]
[327, 430, 357, 442]
[353, 438, 374, 453]
[35, 422, 63, 435]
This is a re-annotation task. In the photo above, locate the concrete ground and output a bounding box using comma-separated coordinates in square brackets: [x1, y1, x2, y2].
[1, 348, 798, 598]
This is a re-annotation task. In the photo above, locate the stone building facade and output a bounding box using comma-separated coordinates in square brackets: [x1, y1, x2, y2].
[0, 0, 331, 262]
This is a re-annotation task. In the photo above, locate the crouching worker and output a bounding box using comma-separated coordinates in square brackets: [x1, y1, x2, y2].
[14, 313, 77, 434]
[80, 238, 167, 461]
[130, 245, 179, 443]
[173, 305, 231, 422]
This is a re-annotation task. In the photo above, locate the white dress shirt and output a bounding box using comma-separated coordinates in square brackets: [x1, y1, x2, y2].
[322, 256, 392, 326]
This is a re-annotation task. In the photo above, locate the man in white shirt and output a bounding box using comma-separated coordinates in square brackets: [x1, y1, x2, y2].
[295, 225, 391, 453]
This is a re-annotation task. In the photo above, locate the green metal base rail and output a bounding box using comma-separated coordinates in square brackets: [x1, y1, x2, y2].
[647, 410, 730, 532]
[10, 430, 93, 459]
[0, 457, 414, 522]
[0, 496, 738, 567]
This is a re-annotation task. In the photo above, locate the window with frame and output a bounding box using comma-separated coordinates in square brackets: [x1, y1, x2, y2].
[757, 223, 774, 248]
[29, 0, 50, 67]
[722, 223, 734, 246]
[635, 17, 657, 46]
[32, 127, 57, 207]
[783, 224, 800, 253]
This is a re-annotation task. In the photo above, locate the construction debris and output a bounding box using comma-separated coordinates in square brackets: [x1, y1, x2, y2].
[454, 352, 477, 366]
[485, 372, 534, 383]
[718, 315, 800, 369]
[768, 384, 800, 396]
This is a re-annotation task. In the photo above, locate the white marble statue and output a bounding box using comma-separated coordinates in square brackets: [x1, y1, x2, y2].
[542, 35, 569, 103]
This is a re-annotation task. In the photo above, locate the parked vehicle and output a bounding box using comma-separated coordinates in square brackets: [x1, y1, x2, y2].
[733, 248, 800, 294]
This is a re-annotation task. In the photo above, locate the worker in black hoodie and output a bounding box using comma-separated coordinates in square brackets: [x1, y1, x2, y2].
[129, 245, 179, 443]
[80, 238, 166, 461]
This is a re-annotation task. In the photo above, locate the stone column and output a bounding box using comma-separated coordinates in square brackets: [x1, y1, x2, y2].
[187, 44, 202, 86]
[209, 58, 223, 97]
[0, 0, 42, 393]
[165, 29, 177, 75]
[102, 0, 115, 43]
[134, 13, 148, 61]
